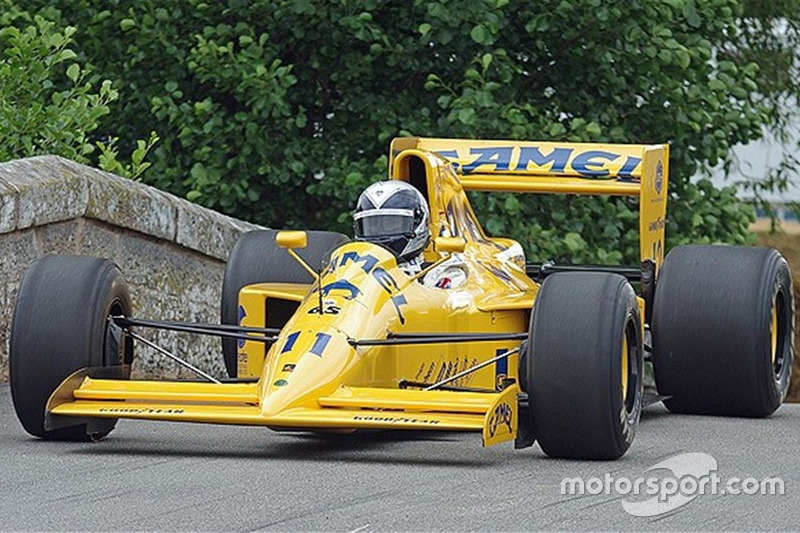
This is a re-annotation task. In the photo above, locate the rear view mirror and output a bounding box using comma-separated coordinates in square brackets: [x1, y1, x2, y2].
[276, 231, 318, 281]
[276, 231, 308, 250]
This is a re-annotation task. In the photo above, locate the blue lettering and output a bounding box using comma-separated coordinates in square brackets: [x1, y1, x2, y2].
[570, 150, 619, 177]
[373, 267, 400, 294]
[310, 332, 331, 357]
[462, 147, 513, 173]
[515, 147, 571, 173]
[339, 251, 379, 274]
[320, 279, 361, 300]
[617, 156, 641, 179]
[281, 331, 300, 353]
[436, 150, 462, 172]
[323, 249, 408, 325]
[390, 294, 408, 325]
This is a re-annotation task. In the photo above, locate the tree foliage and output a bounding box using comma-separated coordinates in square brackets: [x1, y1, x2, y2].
[6, 0, 797, 263]
[0, 16, 114, 164]
[729, 0, 800, 215]
[0, 7, 157, 178]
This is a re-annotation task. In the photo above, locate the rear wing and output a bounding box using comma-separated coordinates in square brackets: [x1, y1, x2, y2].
[390, 137, 669, 268]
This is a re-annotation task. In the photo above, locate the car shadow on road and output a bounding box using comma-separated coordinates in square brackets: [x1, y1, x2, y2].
[17, 409, 678, 467]
[60, 427, 535, 467]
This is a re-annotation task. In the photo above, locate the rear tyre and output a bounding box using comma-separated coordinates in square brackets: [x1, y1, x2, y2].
[652, 245, 794, 417]
[529, 273, 643, 460]
[10, 255, 133, 440]
[221, 229, 349, 377]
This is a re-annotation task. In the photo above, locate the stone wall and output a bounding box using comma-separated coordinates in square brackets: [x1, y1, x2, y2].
[0, 156, 262, 380]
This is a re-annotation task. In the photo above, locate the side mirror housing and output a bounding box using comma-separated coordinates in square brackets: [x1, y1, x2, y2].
[276, 230, 318, 282]
[276, 230, 308, 250]
[433, 236, 466, 254]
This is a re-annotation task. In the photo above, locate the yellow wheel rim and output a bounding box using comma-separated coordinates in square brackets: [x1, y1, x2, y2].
[770, 301, 778, 366]
[621, 334, 629, 401]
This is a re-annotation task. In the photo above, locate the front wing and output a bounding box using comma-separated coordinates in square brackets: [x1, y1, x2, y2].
[46, 369, 520, 447]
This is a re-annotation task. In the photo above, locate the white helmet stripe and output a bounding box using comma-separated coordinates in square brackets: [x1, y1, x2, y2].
[353, 208, 415, 220]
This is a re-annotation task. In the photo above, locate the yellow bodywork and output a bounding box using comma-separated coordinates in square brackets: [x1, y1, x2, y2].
[47, 137, 668, 447]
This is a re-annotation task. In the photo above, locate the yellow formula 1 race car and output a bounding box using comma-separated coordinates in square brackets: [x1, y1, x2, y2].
[9, 138, 795, 460]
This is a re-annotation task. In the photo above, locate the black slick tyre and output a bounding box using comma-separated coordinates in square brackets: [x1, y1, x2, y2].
[652, 245, 794, 417]
[10, 255, 133, 440]
[529, 272, 644, 460]
[221, 229, 349, 377]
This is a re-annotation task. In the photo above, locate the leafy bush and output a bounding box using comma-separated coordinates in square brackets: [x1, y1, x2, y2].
[0, 13, 156, 179]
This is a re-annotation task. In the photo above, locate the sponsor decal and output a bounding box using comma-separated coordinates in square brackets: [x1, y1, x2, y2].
[281, 331, 300, 354]
[488, 402, 513, 437]
[329, 250, 380, 274]
[494, 348, 508, 390]
[99, 407, 184, 414]
[647, 217, 665, 232]
[309, 332, 332, 357]
[437, 146, 642, 178]
[390, 294, 407, 325]
[319, 279, 361, 300]
[237, 305, 247, 349]
[326, 250, 409, 322]
[352, 415, 440, 425]
[655, 160, 664, 195]
[276, 331, 332, 358]
[435, 277, 452, 289]
[414, 356, 480, 387]
[281, 363, 296, 373]
[416, 361, 437, 383]
[307, 300, 341, 315]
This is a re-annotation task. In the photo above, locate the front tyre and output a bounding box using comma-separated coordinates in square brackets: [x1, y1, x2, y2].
[652, 245, 794, 417]
[529, 273, 644, 460]
[10, 255, 133, 440]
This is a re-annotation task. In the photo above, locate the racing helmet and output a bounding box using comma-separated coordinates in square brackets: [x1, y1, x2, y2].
[353, 180, 431, 262]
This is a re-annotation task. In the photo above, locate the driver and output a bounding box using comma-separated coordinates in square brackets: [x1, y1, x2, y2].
[353, 181, 467, 288]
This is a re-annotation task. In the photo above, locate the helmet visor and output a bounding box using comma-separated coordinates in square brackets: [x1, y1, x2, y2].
[354, 209, 415, 238]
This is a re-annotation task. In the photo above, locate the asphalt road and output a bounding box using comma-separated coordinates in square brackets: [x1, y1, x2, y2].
[1, 382, 798, 531]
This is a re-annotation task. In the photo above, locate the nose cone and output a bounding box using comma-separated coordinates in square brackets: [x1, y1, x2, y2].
[258, 326, 358, 417]
[258, 242, 407, 418]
